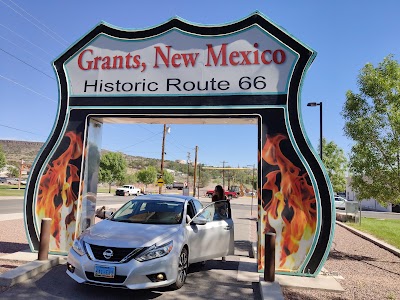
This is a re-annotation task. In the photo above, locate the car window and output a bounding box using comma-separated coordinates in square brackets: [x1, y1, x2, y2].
[194, 201, 231, 222]
[186, 202, 196, 219]
[192, 199, 203, 214]
[111, 199, 184, 224]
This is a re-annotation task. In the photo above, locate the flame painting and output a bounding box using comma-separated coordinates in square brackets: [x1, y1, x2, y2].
[35, 131, 83, 252]
[259, 134, 317, 272]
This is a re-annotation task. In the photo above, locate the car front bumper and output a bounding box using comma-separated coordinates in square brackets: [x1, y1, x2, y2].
[66, 247, 179, 290]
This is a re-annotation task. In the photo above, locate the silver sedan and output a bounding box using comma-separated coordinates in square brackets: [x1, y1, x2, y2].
[66, 194, 234, 290]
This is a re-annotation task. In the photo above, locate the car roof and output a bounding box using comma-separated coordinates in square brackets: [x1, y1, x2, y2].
[133, 194, 197, 203]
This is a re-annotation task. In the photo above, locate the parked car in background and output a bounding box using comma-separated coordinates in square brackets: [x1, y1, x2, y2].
[67, 194, 234, 290]
[7, 178, 26, 185]
[334, 196, 348, 210]
[166, 182, 184, 190]
[115, 185, 141, 196]
[0, 177, 7, 184]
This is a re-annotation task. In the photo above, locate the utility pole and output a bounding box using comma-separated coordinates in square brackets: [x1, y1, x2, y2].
[159, 124, 167, 194]
[193, 146, 198, 197]
[197, 166, 201, 199]
[18, 159, 23, 190]
[221, 160, 228, 189]
[186, 152, 191, 188]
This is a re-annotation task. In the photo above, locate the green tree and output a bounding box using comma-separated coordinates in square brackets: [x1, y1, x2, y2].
[7, 165, 19, 177]
[342, 55, 400, 205]
[137, 166, 157, 190]
[0, 145, 6, 170]
[198, 167, 211, 188]
[319, 138, 348, 193]
[162, 170, 174, 185]
[98, 152, 127, 193]
[125, 172, 138, 184]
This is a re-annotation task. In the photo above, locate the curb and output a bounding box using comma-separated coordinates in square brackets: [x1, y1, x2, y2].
[0, 256, 62, 287]
[336, 221, 400, 258]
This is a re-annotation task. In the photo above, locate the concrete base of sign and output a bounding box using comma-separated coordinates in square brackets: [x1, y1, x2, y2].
[274, 273, 344, 292]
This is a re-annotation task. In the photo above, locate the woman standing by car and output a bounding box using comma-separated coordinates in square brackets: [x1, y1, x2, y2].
[212, 185, 226, 202]
[212, 185, 227, 262]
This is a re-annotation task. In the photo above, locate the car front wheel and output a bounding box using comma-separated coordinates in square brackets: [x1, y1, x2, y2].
[171, 247, 188, 290]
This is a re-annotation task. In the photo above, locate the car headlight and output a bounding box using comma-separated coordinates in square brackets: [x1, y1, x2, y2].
[135, 241, 173, 262]
[72, 238, 86, 256]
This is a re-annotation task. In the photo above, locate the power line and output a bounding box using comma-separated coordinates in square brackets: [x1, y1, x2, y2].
[0, 0, 68, 47]
[0, 48, 55, 80]
[0, 23, 56, 57]
[0, 123, 43, 136]
[0, 74, 56, 102]
[0, 35, 52, 66]
[7, 0, 69, 44]
[116, 131, 163, 152]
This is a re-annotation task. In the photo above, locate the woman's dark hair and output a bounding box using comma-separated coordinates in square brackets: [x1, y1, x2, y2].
[214, 185, 225, 200]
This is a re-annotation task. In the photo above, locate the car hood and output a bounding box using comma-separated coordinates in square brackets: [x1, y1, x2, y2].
[82, 219, 181, 248]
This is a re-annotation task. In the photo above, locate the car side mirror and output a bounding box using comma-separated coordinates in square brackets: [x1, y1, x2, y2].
[95, 206, 115, 219]
[191, 216, 207, 225]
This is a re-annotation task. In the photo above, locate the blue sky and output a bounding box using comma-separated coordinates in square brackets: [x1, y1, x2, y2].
[0, 0, 398, 167]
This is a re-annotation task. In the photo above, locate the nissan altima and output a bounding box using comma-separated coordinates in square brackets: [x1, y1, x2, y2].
[66, 194, 234, 290]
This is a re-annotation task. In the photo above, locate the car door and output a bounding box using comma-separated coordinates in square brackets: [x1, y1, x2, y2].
[186, 200, 234, 263]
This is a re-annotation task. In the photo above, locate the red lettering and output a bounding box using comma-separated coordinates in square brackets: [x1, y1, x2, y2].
[181, 53, 199, 67]
[273, 50, 286, 64]
[153, 45, 171, 68]
[229, 51, 240, 66]
[77, 49, 93, 70]
[172, 53, 181, 67]
[239, 51, 251, 65]
[125, 53, 132, 69]
[132, 55, 141, 69]
[205, 44, 228, 66]
[261, 50, 272, 64]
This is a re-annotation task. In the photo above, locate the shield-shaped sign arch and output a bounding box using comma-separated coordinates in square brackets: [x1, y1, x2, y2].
[24, 12, 335, 277]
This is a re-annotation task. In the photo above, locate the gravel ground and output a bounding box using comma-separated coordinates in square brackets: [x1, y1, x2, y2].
[0, 218, 29, 278]
[282, 224, 400, 300]
[1, 217, 399, 299]
[0, 219, 29, 292]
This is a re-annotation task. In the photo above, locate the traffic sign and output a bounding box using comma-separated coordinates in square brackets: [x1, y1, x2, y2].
[157, 178, 164, 187]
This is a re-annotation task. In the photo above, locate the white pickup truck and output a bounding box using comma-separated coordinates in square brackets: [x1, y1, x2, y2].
[115, 185, 141, 196]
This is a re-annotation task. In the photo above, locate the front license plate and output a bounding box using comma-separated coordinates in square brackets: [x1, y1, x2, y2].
[94, 265, 115, 278]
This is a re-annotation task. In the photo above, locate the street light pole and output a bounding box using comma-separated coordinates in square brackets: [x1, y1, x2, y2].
[307, 102, 323, 160]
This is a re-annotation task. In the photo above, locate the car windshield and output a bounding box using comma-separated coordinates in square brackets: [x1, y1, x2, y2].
[111, 199, 184, 224]
[122, 185, 130, 188]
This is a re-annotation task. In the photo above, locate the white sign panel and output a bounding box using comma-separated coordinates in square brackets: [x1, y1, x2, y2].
[65, 26, 298, 97]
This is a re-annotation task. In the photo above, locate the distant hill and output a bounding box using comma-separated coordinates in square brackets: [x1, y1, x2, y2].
[0, 139, 197, 186]
[0, 139, 187, 172]
[0, 140, 43, 166]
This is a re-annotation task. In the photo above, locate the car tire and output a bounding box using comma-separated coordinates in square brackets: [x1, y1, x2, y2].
[207, 194, 212, 198]
[170, 247, 188, 290]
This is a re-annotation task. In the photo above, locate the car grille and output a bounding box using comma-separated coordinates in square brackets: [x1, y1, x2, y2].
[87, 244, 144, 263]
[85, 272, 126, 284]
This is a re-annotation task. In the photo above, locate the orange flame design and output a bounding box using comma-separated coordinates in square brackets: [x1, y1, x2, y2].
[36, 131, 83, 251]
[260, 134, 316, 271]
